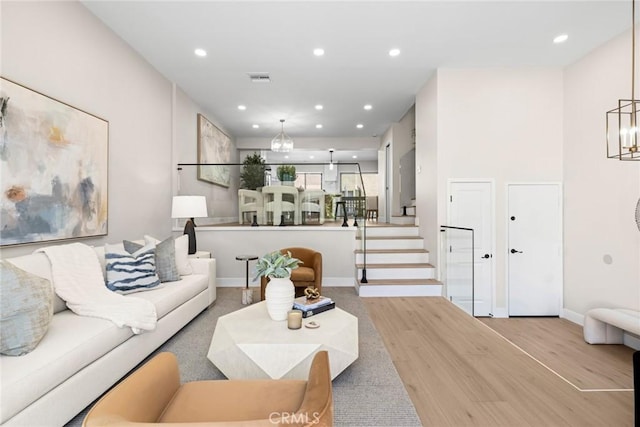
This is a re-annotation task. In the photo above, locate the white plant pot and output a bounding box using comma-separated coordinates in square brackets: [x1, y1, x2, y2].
[265, 276, 295, 321]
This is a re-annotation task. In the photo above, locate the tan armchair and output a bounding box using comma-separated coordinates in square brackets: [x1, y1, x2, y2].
[83, 351, 333, 427]
[261, 247, 322, 300]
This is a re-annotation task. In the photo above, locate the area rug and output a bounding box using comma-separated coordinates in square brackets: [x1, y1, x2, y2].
[66, 287, 421, 427]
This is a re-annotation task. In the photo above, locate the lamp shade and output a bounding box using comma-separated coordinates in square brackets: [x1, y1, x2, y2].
[171, 196, 208, 219]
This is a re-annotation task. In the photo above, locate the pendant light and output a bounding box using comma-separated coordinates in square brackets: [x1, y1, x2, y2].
[329, 148, 334, 170]
[271, 119, 294, 152]
[606, 0, 640, 160]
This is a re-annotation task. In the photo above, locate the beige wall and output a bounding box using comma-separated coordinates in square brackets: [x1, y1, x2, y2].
[563, 29, 640, 314]
[416, 68, 564, 311]
[0, 1, 174, 258]
[0, 1, 235, 257]
[173, 86, 239, 223]
[415, 73, 439, 268]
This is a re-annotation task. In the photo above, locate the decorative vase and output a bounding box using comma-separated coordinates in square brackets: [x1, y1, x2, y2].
[265, 276, 295, 321]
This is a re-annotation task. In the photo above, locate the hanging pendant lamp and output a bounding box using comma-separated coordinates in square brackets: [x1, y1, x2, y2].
[606, 0, 640, 160]
[271, 119, 294, 152]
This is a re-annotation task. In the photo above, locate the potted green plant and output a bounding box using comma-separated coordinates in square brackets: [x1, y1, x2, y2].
[240, 152, 266, 190]
[276, 164, 296, 185]
[253, 250, 301, 320]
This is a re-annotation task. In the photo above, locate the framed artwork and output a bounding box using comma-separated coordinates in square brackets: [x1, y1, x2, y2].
[197, 113, 231, 187]
[0, 77, 109, 246]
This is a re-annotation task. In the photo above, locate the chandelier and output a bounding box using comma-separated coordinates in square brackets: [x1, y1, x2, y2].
[271, 119, 294, 152]
[606, 0, 640, 160]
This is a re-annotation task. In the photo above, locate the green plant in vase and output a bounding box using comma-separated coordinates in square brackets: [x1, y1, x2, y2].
[253, 250, 301, 281]
[253, 250, 303, 321]
[276, 164, 296, 184]
[240, 152, 266, 190]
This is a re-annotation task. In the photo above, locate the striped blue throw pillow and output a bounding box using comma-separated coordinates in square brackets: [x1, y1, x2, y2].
[105, 243, 161, 294]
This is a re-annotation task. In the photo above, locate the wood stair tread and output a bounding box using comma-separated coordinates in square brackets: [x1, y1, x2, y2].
[354, 249, 428, 254]
[356, 263, 435, 269]
[357, 278, 442, 286]
[356, 236, 423, 240]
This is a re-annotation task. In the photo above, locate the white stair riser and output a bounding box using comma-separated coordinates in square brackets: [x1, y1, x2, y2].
[357, 267, 435, 280]
[355, 252, 429, 264]
[356, 283, 443, 297]
[360, 227, 419, 238]
[390, 216, 416, 225]
[360, 239, 424, 250]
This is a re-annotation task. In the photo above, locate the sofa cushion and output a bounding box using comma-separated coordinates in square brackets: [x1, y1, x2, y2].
[3, 253, 67, 314]
[146, 235, 192, 276]
[141, 236, 180, 283]
[174, 235, 193, 276]
[0, 312, 133, 423]
[0, 261, 54, 356]
[105, 243, 161, 294]
[132, 273, 208, 319]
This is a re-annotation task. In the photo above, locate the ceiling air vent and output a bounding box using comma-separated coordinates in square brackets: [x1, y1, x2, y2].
[248, 73, 271, 83]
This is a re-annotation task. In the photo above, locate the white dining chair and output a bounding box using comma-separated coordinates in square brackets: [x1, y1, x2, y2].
[301, 190, 326, 224]
[261, 185, 300, 225]
[238, 189, 264, 225]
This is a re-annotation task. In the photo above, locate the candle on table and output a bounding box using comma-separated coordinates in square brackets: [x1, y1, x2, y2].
[287, 310, 302, 329]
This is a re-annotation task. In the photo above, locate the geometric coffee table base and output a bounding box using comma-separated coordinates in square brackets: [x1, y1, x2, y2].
[207, 301, 358, 380]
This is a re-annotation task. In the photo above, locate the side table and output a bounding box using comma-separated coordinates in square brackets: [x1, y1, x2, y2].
[236, 255, 258, 305]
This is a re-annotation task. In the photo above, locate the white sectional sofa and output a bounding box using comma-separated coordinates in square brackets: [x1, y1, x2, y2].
[0, 243, 216, 427]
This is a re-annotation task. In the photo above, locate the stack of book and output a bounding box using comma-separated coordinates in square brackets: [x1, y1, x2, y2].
[292, 296, 335, 318]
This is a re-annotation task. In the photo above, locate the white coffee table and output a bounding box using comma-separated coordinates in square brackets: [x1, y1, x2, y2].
[207, 301, 358, 380]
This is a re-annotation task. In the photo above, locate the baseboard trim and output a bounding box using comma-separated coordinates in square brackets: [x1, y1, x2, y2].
[491, 308, 508, 318]
[624, 332, 640, 350]
[561, 308, 584, 326]
[215, 278, 354, 287]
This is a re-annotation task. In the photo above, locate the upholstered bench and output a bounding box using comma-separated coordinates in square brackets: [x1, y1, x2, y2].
[583, 308, 640, 344]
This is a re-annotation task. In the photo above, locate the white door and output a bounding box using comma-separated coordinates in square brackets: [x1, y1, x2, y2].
[447, 181, 494, 316]
[508, 183, 562, 316]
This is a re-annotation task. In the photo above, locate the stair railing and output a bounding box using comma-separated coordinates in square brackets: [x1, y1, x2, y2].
[176, 161, 369, 284]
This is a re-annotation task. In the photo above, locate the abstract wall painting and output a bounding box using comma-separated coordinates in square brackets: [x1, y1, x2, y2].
[0, 77, 109, 246]
[197, 113, 231, 187]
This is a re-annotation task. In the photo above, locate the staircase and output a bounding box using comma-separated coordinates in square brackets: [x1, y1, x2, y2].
[390, 198, 417, 225]
[354, 223, 443, 297]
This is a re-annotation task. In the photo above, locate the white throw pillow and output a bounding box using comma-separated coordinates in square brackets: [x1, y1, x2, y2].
[144, 235, 192, 276]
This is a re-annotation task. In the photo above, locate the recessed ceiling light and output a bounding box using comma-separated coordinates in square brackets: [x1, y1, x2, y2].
[316, 124, 323, 129]
[309, 155, 315, 159]
[284, 155, 289, 159]
[364, 104, 372, 111]
[553, 34, 568, 44]
[389, 48, 401, 57]
[356, 123, 364, 129]
[352, 155, 358, 159]
[194, 48, 207, 57]
[238, 105, 247, 111]
[315, 104, 323, 110]
[313, 48, 325, 56]
[252, 124, 259, 129]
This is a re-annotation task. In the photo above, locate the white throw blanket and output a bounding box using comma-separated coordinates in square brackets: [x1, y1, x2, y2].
[36, 243, 157, 333]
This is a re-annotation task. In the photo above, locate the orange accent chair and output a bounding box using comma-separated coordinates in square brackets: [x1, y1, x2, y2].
[261, 247, 322, 301]
[83, 351, 333, 427]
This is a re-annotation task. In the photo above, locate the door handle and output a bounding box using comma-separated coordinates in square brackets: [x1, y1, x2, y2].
[482, 254, 491, 259]
[510, 249, 523, 254]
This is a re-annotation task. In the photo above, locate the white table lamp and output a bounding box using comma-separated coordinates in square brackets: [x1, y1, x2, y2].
[171, 196, 208, 254]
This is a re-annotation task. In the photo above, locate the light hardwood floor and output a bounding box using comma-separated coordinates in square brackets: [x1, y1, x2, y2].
[364, 297, 634, 426]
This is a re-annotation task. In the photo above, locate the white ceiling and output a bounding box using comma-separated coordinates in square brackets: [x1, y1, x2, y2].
[83, 0, 632, 160]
